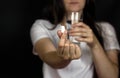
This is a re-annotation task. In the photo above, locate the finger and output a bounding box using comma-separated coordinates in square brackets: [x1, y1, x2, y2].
[59, 31, 67, 46]
[75, 37, 93, 43]
[58, 30, 68, 56]
[69, 27, 88, 33]
[68, 28, 88, 38]
[63, 40, 70, 60]
[57, 45, 64, 56]
[72, 22, 90, 29]
[61, 30, 67, 39]
[75, 45, 81, 59]
[59, 38, 65, 48]
[69, 26, 92, 39]
[69, 43, 76, 60]
[69, 32, 89, 38]
[58, 37, 65, 56]
[57, 30, 62, 38]
[69, 28, 93, 38]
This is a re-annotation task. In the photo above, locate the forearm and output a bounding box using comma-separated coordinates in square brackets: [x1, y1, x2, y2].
[91, 42, 118, 78]
[38, 51, 71, 69]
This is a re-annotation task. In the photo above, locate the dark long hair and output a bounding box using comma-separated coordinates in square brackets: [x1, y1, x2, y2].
[41, 0, 103, 45]
[41, 0, 65, 25]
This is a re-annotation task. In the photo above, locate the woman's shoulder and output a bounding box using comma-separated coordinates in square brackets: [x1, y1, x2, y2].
[96, 21, 115, 32]
[33, 19, 52, 25]
[32, 19, 54, 29]
[96, 21, 116, 37]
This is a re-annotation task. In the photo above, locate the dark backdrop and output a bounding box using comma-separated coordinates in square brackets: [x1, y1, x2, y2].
[0, 0, 120, 78]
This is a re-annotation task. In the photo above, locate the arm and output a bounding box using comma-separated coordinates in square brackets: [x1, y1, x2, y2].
[34, 30, 81, 69]
[30, 20, 71, 69]
[34, 38, 71, 69]
[69, 22, 119, 78]
[30, 20, 81, 69]
[91, 37, 119, 78]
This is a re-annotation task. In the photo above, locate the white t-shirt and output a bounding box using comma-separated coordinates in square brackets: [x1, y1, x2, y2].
[30, 19, 120, 78]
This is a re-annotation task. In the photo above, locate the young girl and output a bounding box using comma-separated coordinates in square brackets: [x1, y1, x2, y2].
[30, 0, 120, 78]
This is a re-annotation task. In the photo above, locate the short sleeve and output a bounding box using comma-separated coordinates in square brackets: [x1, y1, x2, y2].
[30, 20, 49, 46]
[100, 22, 120, 51]
[30, 20, 50, 55]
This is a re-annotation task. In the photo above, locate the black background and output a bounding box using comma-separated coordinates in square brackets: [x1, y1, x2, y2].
[0, 0, 120, 78]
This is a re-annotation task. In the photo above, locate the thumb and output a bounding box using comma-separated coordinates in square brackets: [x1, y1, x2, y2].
[60, 30, 67, 39]
[57, 30, 62, 38]
[57, 30, 67, 39]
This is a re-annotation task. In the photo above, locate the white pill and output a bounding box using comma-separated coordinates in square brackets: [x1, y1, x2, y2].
[60, 26, 65, 33]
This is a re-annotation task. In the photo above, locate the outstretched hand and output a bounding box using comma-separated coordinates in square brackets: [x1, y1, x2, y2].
[57, 30, 81, 60]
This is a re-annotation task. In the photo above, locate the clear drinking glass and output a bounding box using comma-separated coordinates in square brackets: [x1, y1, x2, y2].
[68, 12, 83, 44]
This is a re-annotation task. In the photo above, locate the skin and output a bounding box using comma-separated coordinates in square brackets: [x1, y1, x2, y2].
[68, 22, 119, 78]
[63, 0, 85, 20]
[34, 0, 119, 78]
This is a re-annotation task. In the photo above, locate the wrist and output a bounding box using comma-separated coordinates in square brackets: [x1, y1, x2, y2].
[89, 36, 100, 50]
